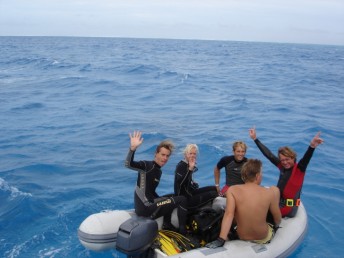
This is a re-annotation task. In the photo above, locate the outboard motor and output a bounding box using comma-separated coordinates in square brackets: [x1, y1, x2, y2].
[116, 216, 158, 258]
[78, 210, 134, 252]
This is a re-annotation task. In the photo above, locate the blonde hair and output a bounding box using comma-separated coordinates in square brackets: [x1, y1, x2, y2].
[232, 141, 247, 152]
[241, 159, 262, 182]
[183, 144, 199, 156]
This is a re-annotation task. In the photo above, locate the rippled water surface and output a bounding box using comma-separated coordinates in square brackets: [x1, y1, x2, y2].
[0, 37, 343, 257]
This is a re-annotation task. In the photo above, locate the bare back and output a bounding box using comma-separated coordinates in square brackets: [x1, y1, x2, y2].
[228, 183, 279, 240]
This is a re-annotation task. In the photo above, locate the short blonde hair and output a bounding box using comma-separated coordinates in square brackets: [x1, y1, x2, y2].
[232, 141, 247, 152]
[183, 144, 199, 156]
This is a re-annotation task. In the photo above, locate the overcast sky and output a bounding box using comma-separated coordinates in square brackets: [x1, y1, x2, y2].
[1, 0, 343, 45]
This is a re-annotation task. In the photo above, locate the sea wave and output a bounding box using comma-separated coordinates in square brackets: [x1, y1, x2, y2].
[0, 178, 32, 200]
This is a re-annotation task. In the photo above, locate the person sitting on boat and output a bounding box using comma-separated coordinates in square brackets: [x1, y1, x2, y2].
[125, 131, 188, 234]
[249, 127, 324, 218]
[213, 141, 248, 196]
[174, 144, 218, 211]
[206, 159, 282, 248]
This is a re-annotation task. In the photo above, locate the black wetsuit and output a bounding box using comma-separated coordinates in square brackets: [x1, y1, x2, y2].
[174, 160, 218, 211]
[125, 149, 187, 232]
[216, 156, 247, 186]
[254, 139, 315, 217]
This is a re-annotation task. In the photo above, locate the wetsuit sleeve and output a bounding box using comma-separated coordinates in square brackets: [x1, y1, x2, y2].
[297, 146, 315, 172]
[216, 156, 228, 169]
[124, 149, 145, 171]
[174, 161, 188, 195]
[254, 139, 280, 166]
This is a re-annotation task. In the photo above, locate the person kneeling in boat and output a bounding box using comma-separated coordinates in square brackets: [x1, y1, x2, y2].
[125, 131, 188, 234]
[206, 159, 281, 248]
[174, 144, 218, 211]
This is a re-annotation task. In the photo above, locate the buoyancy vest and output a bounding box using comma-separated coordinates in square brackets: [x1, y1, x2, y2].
[278, 163, 305, 217]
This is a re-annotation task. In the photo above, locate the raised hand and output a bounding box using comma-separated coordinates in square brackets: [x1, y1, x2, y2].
[310, 132, 324, 148]
[129, 131, 144, 151]
[249, 126, 257, 140]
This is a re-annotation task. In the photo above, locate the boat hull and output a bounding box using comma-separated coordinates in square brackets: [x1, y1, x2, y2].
[78, 199, 307, 257]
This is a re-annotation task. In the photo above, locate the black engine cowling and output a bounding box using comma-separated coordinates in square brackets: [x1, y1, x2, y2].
[116, 216, 158, 256]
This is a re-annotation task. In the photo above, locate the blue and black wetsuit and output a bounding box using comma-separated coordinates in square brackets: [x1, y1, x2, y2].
[125, 149, 188, 233]
[174, 160, 217, 211]
[216, 156, 247, 186]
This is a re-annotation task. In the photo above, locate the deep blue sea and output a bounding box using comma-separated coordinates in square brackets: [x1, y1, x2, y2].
[0, 36, 343, 258]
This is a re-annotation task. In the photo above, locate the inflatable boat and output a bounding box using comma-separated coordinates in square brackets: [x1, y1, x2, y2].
[78, 197, 308, 257]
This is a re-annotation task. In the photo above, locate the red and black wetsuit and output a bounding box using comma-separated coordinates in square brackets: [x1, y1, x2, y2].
[254, 139, 315, 217]
[174, 160, 218, 211]
[125, 149, 187, 232]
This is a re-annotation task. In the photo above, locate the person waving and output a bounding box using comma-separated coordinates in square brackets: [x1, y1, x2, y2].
[249, 127, 324, 217]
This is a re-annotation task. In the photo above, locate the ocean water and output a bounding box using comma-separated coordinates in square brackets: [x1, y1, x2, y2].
[0, 36, 343, 258]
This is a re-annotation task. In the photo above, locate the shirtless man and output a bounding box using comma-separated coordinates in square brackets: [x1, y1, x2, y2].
[206, 159, 281, 248]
